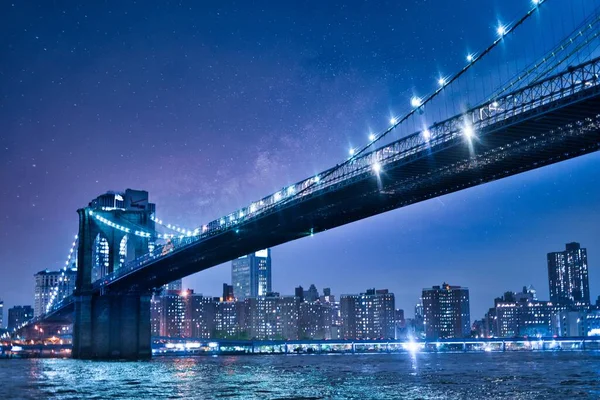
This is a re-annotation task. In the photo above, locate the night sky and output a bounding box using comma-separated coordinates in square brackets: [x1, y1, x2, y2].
[1, 0, 599, 321]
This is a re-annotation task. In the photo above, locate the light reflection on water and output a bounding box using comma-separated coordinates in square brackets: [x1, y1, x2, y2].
[0, 352, 599, 399]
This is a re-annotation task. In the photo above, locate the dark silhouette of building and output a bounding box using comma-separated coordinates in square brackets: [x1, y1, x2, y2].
[222, 283, 234, 302]
[7, 305, 33, 332]
[422, 283, 470, 339]
[547, 242, 590, 306]
[294, 286, 304, 302]
[304, 284, 319, 303]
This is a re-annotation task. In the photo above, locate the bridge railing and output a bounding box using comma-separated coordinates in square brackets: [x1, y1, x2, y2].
[93, 57, 600, 291]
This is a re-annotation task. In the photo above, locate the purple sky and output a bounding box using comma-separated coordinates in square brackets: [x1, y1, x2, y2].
[1, 0, 599, 322]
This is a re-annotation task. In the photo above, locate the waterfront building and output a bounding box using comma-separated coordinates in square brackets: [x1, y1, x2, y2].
[422, 283, 470, 339]
[150, 295, 162, 336]
[0, 299, 3, 328]
[553, 308, 600, 337]
[246, 293, 281, 340]
[215, 300, 240, 338]
[34, 268, 77, 317]
[186, 294, 217, 338]
[299, 301, 329, 340]
[231, 249, 271, 301]
[279, 295, 300, 340]
[158, 290, 188, 337]
[7, 305, 33, 331]
[547, 242, 590, 306]
[487, 288, 567, 338]
[340, 288, 395, 340]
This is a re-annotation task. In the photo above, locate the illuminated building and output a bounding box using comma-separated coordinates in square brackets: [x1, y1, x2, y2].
[34, 268, 77, 317]
[299, 301, 329, 340]
[158, 290, 189, 337]
[547, 242, 590, 306]
[231, 249, 271, 301]
[487, 288, 566, 338]
[422, 283, 470, 339]
[279, 295, 300, 340]
[186, 294, 217, 338]
[215, 300, 241, 339]
[246, 293, 281, 340]
[7, 305, 33, 332]
[340, 288, 395, 340]
[0, 299, 3, 328]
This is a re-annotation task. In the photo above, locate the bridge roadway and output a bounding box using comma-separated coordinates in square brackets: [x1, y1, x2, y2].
[37, 58, 600, 325]
[98, 58, 600, 294]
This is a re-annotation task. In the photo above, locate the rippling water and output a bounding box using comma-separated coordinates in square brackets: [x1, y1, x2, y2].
[1, 352, 599, 399]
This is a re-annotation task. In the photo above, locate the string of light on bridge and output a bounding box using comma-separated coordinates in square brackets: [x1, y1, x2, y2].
[150, 215, 199, 237]
[45, 235, 78, 313]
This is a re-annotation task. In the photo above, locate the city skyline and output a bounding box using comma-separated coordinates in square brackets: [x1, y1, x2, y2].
[1, 0, 600, 322]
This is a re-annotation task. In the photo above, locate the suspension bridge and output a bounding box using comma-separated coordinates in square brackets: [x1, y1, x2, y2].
[8, 0, 600, 359]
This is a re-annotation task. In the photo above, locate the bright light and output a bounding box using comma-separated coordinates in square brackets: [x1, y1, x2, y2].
[532, 0, 541, 5]
[497, 24, 507, 36]
[349, 148, 355, 156]
[390, 117, 397, 125]
[410, 96, 422, 108]
[402, 341, 421, 353]
[438, 77, 446, 86]
[369, 133, 376, 141]
[314, 175, 320, 183]
[467, 53, 474, 62]
[372, 162, 382, 173]
[463, 125, 474, 139]
[423, 129, 431, 141]
[208, 342, 218, 348]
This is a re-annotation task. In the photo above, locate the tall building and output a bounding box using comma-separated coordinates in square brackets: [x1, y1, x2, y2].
[222, 284, 234, 302]
[0, 299, 3, 329]
[299, 302, 330, 340]
[231, 249, 272, 301]
[7, 306, 33, 331]
[547, 242, 590, 306]
[304, 284, 319, 302]
[34, 268, 77, 317]
[158, 290, 188, 337]
[422, 283, 470, 339]
[340, 288, 395, 340]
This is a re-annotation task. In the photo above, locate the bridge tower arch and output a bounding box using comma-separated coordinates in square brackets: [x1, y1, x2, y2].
[73, 189, 156, 360]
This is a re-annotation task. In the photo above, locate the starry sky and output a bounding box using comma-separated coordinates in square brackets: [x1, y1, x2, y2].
[1, 0, 599, 322]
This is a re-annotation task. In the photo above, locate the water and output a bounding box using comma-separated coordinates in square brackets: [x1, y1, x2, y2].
[1, 352, 599, 399]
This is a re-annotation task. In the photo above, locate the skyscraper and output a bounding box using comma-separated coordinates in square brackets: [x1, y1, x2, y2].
[34, 268, 77, 317]
[231, 249, 271, 301]
[422, 283, 470, 339]
[547, 242, 590, 306]
[0, 299, 3, 329]
[163, 279, 182, 292]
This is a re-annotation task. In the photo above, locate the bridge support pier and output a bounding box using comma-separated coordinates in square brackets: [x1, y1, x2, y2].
[72, 292, 151, 360]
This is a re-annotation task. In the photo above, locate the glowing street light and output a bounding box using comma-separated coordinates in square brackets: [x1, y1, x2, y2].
[349, 148, 355, 156]
[372, 162, 382, 174]
[390, 117, 397, 125]
[369, 133, 376, 141]
[423, 129, 431, 141]
[497, 24, 507, 36]
[467, 53, 474, 62]
[410, 96, 422, 108]
[438, 77, 446, 86]
[463, 124, 474, 139]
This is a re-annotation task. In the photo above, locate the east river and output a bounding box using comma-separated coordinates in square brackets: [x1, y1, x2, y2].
[0, 352, 599, 399]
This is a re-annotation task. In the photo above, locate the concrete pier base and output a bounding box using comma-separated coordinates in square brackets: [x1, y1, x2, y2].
[72, 292, 151, 360]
